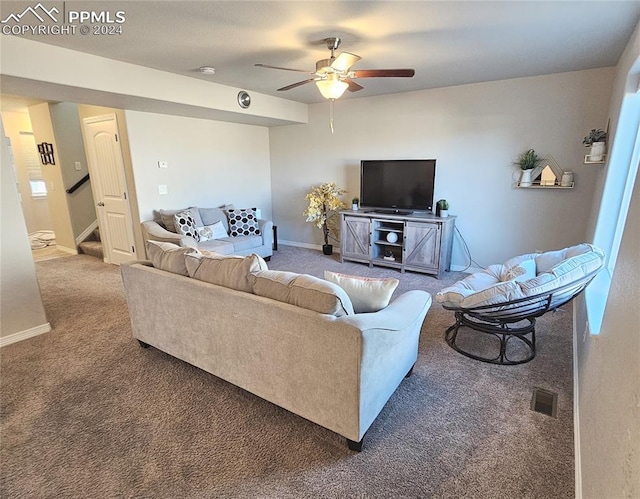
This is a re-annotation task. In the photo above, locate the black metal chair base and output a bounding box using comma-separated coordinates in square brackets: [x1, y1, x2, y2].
[445, 311, 536, 365]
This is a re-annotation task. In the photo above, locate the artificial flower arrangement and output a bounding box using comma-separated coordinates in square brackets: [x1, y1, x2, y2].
[303, 182, 347, 252]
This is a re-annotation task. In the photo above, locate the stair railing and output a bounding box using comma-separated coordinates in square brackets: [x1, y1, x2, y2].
[66, 174, 90, 194]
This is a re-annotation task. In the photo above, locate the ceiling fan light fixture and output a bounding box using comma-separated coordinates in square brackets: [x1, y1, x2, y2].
[316, 78, 348, 100]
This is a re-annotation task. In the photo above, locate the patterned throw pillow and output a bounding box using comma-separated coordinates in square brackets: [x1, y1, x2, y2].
[174, 210, 200, 241]
[226, 208, 261, 237]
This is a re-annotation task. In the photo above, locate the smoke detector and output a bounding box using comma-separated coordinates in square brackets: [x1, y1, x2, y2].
[199, 66, 216, 75]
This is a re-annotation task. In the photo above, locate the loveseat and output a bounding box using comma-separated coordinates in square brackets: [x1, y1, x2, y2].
[141, 206, 273, 259]
[121, 242, 432, 450]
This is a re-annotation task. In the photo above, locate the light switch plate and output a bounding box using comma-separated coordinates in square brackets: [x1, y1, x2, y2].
[158, 184, 168, 195]
[74, 161, 82, 171]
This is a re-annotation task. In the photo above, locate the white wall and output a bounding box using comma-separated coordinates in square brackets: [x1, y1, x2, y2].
[124, 111, 272, 222]
[269, 68, 614, 267]
[48, 103, 96, 238]
[28, 103, 76, 252]
[1, 120, 49, 343]
[0, 109, 53, 233]
[574, 20, 640, 498]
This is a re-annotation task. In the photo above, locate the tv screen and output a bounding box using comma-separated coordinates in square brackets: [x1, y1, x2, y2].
[360, 159, 436, 212]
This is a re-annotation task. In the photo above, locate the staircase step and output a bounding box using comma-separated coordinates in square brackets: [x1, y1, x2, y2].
[93, 227, 101, 242]
[78, 240, 104, 260]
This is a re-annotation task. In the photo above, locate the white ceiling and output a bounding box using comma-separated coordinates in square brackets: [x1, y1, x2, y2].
[2, 1, 640, 104]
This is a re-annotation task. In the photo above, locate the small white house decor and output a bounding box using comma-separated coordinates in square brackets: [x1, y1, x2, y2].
[583, 128, 607, 162]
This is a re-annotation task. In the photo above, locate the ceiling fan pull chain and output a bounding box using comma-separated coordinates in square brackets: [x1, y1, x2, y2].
[329, 99, 335, 134]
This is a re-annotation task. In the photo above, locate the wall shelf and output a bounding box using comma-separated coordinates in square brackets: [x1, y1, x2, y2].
[584, 154, 606, 164]
[517, 182, 574, 189]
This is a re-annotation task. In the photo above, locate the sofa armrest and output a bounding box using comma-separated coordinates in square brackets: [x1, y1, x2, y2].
[141, 221, 194, 247]
[258, 219, 274, 248]
[338, 290, 432, 332]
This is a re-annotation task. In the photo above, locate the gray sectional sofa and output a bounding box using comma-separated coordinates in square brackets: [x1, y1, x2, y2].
[141, 206, 273, 259]
[121, 243, 432, 450]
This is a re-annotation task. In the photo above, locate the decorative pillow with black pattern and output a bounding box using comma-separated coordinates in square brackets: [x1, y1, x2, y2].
[173, 210, 200, 241]
[226, 208, 261, 237]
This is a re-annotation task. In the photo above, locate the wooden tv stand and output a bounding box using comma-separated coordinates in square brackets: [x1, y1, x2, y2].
[339, 210, 455, 278]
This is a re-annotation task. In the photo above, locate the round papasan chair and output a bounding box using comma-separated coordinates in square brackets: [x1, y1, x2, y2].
[435, 243, 604, 365]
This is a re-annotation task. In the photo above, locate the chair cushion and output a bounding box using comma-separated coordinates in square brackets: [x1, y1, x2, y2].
[436, 244, 604, 309]
[251, 270, 354, 316]
[145, 240, 199, 276]
[324, 271, 399, 313]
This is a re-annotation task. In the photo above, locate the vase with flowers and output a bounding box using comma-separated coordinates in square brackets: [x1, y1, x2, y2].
[583, 128, 607, 161]
[304, 182, 347, 255]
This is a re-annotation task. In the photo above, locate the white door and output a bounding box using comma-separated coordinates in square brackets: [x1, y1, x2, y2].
[82, 114, 137, 265]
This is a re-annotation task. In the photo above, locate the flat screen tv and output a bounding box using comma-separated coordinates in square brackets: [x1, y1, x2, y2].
[360, 159, 436, 213]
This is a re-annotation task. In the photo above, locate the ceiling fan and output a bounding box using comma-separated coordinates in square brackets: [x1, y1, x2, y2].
[256, 37, 415, 100]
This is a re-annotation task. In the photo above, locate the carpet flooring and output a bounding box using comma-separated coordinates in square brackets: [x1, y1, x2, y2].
[0, 246, 575, 498]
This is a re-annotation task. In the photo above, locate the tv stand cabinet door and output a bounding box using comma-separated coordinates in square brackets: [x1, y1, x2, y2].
[341, 215, 371, 262]
[403, 221, 441, 273]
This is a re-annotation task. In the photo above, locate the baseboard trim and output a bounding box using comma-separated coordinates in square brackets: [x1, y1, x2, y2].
[1, 322, 51, 347]
[57, 245, 78, 255]
[279, 240, 341, 253]
[572, 305, 583, 499]
[75, 220, 99, 245]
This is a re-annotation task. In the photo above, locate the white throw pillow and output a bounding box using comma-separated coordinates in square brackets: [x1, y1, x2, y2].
[197, 221, 228, 241]
[503, 258, 537, 282]
[324, 271, 399, 313]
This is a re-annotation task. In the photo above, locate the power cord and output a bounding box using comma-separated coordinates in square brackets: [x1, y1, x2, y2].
[454, 226, 483, 272]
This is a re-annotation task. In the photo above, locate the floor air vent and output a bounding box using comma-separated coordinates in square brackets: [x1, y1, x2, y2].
[531, 388, 558, 417]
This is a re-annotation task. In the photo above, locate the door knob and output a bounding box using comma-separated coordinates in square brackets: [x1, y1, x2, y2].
[97, 202, 105, 207]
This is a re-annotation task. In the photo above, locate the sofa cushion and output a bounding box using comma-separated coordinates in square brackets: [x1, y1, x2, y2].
[324, 271, 399, 313]
[198, 207, 229, 231]
[174, 210, 200, 241]
[197, 239, 235, 255]
[252, 270, 354, 316]
[145, 240, 199, 276]
[159, 207, 202, 232]
[185, 252, 268, 293]
[226, 208, 261, 237]
[226, 235, 263, 252]
[159, 208, 184, 233]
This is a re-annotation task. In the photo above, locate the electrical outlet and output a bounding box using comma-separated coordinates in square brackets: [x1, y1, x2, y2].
[74, 161, 82, 171]
[158, 184, 168, 195]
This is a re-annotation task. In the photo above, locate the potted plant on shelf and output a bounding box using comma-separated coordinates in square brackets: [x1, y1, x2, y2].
[436, 199, 450, 217]
[351, 197, 359, 211]
[514, 148, 543, 187]
[304, 182, 347, 255]
[583, 128, 607, 161]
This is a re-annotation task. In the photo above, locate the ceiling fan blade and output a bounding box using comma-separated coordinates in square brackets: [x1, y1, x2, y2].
[277, 79, 316, 91]
[255, 63, 311, 73]
[352, 69, 415, 78]
[344, 79, 364, 92]
[331, 52, 361, 72]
